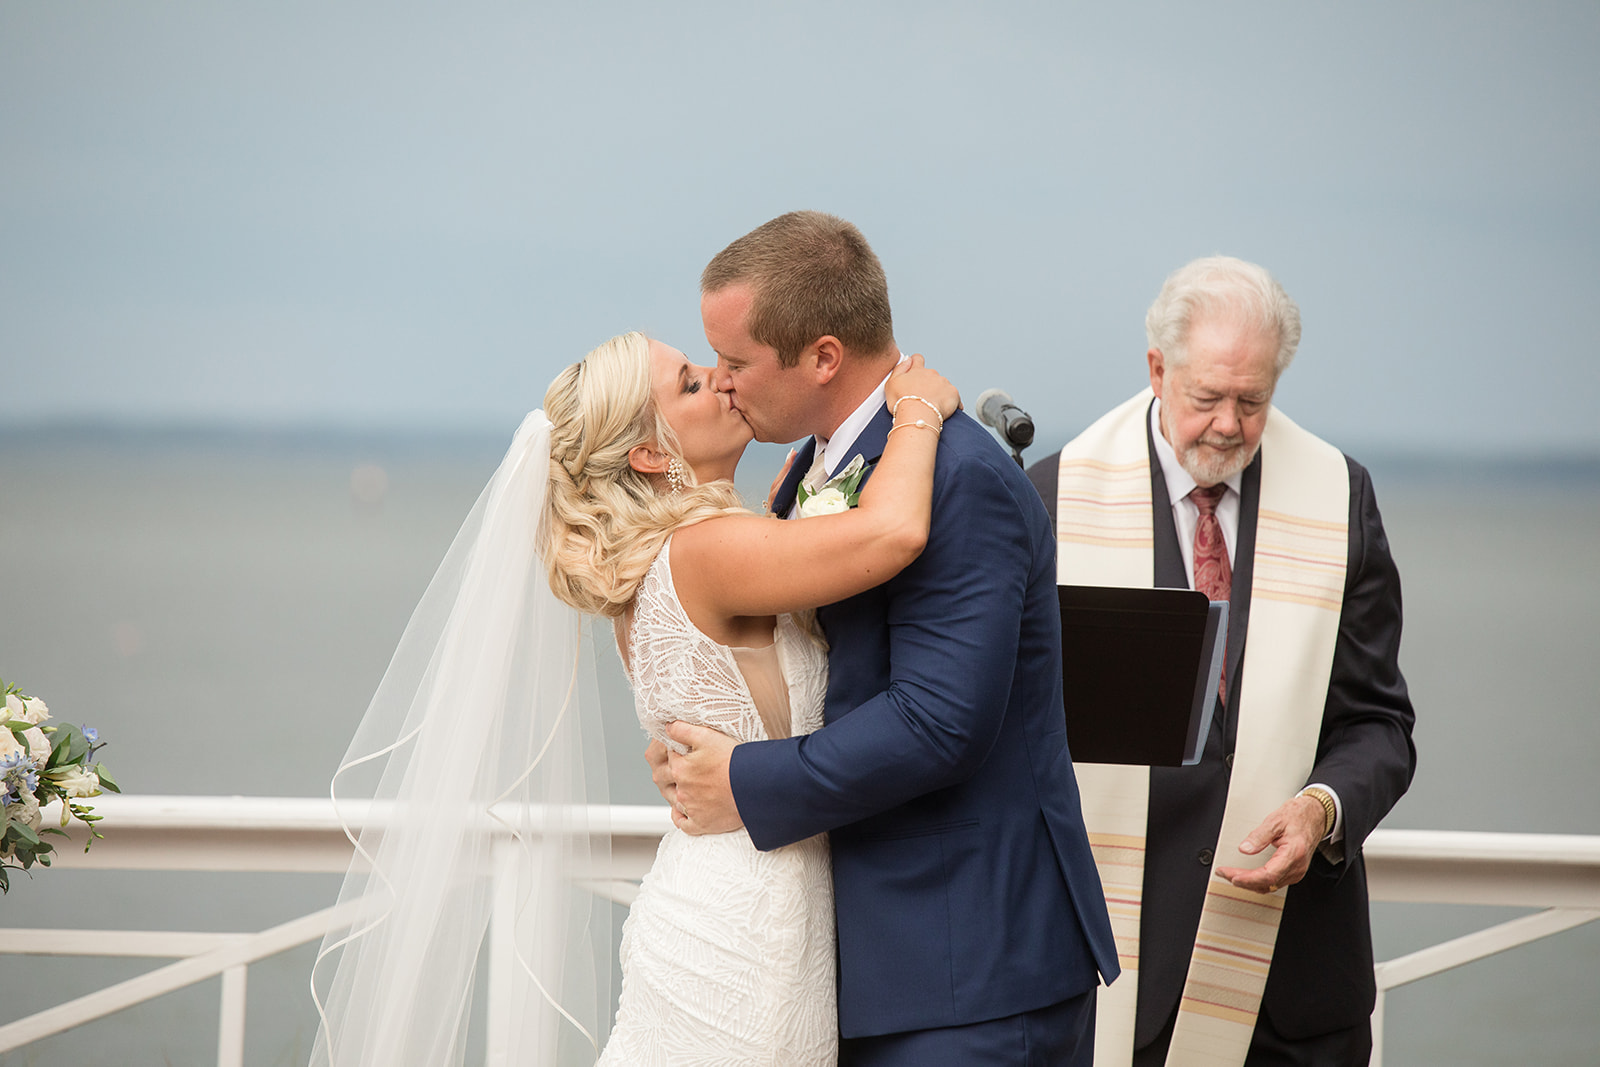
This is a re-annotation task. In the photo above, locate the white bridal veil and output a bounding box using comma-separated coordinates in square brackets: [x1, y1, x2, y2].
[310, 411, 614, 1066]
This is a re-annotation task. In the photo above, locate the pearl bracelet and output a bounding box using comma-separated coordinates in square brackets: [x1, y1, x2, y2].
[888, 418, 941, 438]
[890, 395, 944, 430]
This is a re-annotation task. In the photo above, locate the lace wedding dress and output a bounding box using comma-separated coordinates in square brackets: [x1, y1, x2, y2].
[601, 537, 836, 1066]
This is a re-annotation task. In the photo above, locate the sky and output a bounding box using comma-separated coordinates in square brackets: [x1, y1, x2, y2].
[3, 1, 1598, 456]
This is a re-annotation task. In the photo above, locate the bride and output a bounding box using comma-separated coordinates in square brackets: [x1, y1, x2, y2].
[310, 331, 956, 1066]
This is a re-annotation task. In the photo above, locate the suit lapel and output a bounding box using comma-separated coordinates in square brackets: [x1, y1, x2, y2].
[770, 438, 818, 518]
[846, 405, 895, 491]
[773, 405, 893, 519]
[1224, 453, 1261, 749]
[1146, 405, 1187, 589]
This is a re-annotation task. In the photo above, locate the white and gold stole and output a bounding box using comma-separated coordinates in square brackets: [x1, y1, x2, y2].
[1056, 389, 1349, 1067]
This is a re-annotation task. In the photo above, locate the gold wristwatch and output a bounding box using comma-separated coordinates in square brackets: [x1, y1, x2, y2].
[1298, 786, 1337, 840]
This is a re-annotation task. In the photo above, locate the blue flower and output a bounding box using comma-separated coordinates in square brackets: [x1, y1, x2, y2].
[1, 751, 39, 796]
[82, 726, 99, 744]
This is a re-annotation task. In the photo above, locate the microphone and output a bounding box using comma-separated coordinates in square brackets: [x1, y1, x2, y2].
[977, 388, 1036, 463]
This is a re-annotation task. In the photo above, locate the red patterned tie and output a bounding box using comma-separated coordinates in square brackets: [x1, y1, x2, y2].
[1190, 484, 1232, 704]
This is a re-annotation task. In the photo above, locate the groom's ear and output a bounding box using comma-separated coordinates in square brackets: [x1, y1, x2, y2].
[628, 444, 670, 476]
[808, 335, 846, 385]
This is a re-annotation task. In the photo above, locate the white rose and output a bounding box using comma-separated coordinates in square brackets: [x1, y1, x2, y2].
[3, 790, 42, 831]
[23, 727, 51, 766]
[4, 693, 49, 725]
[798, 486, 851, 518]
[0, 729, 21, 761]
[52, 765, 101, 798]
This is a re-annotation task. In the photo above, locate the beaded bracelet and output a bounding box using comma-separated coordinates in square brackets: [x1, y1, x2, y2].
[890, 395, 944, 430]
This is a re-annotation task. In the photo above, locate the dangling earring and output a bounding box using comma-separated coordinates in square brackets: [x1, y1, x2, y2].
[665, 459, 686, 494]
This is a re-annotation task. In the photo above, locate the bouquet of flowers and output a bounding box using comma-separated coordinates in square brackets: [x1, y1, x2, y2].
[1, 676, 119, 893]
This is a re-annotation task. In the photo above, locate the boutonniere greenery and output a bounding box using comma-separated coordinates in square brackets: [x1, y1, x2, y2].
[797, 454, 868, 518]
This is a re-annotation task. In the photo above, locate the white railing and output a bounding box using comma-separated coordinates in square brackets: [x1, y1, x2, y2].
[2, 795, 1597, 1064]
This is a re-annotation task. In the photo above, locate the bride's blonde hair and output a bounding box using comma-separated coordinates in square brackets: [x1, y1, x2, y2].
[542, 331, 747, 617]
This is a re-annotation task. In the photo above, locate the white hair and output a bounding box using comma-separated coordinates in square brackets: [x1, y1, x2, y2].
[1144, 256, 1302, 374]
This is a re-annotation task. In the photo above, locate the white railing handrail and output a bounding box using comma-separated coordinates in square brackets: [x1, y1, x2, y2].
[35, 793, 1600, 852]
[1364, 828, 1600, 866]
[27, 793, 1600, 893]
[4, 794, 1598, 1066]
[32, 793, 673, 835]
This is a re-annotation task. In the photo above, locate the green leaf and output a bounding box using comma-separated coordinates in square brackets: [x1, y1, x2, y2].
[51, 726, 89, 767]
[8, 821, 41, 847]
[96, 765, 121, 793]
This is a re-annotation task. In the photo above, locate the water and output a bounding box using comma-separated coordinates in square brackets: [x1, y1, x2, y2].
[1, 429, 1597, 1064]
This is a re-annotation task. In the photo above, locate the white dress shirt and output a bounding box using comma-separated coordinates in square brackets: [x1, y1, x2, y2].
[1148, 399, 1345, 846]
[1149, 399, 1243, 581]
[820, 374, 892, 477]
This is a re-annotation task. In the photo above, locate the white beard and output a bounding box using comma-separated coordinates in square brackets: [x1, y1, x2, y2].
[1162, 405, 1258, 486]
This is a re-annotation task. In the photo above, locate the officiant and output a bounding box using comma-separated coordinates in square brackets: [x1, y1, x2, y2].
[1027, 256, 1416, 1066]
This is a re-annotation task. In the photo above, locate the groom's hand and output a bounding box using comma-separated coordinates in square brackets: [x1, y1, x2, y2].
[664, 721, 744, 835]
[644, 739, 678, 807]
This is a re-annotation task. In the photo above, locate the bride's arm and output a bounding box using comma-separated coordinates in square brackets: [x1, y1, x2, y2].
[670, 357, 958, 620]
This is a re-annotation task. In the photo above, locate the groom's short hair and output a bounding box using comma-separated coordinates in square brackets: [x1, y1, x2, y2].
[702, 211, 894, 368]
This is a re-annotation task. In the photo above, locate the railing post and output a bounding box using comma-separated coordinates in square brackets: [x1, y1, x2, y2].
[217, 964, 247, 1067]
[1369, 988, 1385, 1067]
[485, 839, 519, 1067]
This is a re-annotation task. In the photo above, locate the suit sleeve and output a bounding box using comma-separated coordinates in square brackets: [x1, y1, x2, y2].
[1026, 451, 1060, 526]
[1305, 457, 1417, 872]
[730, 448, 1037, 850]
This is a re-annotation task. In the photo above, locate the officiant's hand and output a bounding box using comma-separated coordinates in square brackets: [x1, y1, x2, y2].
[663, 721, 744, 835]
[1214, 793, 1325, 894]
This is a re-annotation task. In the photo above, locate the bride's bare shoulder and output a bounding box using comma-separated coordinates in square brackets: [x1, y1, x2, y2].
[666, 511, 769, 561]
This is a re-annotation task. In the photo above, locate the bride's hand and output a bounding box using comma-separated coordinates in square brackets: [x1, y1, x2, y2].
[885, 353, 960, 422]
[764, 448, 797, 515]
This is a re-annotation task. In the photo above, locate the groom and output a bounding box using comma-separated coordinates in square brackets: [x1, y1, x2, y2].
[659, 211, 1119, 1065]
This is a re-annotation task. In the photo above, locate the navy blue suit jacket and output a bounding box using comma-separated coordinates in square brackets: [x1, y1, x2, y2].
[730, 407, 1119, 1040]
[1027, 411, 1416, 1044]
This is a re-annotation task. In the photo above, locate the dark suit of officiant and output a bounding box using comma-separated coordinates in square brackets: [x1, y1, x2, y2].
[1028, 405, 1416, 1062]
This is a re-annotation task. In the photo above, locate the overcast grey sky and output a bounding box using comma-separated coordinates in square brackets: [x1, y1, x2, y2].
[3, 2, 1597, 455]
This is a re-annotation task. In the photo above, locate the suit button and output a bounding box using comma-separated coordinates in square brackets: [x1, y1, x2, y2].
[1197, 848, 1214, 866]
[1225, 753, 1235, 769]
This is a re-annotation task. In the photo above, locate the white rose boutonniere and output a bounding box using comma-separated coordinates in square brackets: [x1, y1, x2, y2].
[800, 486, 851, 516]
[797, 454, 868, 519]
